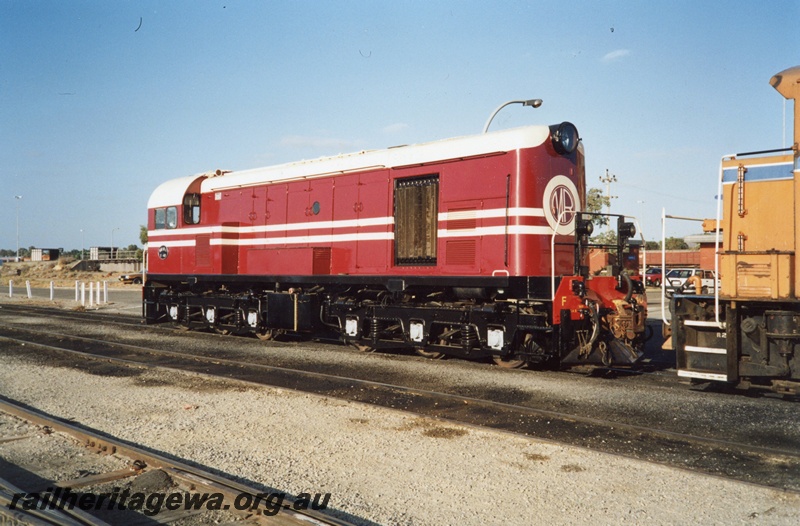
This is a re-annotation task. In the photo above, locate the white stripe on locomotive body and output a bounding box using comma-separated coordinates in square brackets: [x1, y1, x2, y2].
[148, 207, 551, 244]
[152, 239, 197, 248]
[148, 216, 395, 238]
[211, 232, 395, 246]
[155, 225, 555, 249]
[439, 225, 553, 237]
[148, 208, 545, 238]
[439, 207, 545, 221]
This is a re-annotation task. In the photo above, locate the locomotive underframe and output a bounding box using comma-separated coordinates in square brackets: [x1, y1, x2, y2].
[144, 274, 610, 367]
[673, 294, 800, 393]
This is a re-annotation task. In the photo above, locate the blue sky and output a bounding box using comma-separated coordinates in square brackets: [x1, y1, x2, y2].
[1, 1, 798, 252]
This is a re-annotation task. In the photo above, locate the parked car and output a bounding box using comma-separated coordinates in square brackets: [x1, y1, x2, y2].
[665, 268, 717, 296]
[118, 272, 143, 285]
[644, 267, 663, 287]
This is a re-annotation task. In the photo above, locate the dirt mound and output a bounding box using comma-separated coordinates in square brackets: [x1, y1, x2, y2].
[0, 261, 138, 288]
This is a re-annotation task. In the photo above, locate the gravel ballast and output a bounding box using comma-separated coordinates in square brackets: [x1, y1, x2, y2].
[0, 348, 798, 525]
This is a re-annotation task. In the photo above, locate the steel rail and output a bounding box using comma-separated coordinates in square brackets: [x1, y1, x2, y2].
[0, 476, 109, 526]
[1, 325, 799, 473]
[0, 303, 143, 328]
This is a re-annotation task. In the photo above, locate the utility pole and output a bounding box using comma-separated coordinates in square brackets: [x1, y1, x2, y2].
[599, 170, 617, 229]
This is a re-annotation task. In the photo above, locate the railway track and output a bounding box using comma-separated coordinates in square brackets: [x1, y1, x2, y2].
[0, 397, 356, 525]
[0, 312, 798, 493]
[0, 302, 677, 378]
[0, 303, 144, 328]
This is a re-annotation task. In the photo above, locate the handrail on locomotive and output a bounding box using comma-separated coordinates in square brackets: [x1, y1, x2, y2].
[552, 209, 644, 306]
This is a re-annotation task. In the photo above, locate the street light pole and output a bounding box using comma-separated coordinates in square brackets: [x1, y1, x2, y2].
[80, 229, 85, 260]
[483, 99, 543, 134]
[14, 195, 22, 261]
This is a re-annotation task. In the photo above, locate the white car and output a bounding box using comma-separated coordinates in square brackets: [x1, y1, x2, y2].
[665, 268, 718, 295]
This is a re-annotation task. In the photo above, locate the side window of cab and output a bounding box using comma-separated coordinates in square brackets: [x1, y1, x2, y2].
[183, 193, 201, 225]
[166, 206, 178, 229]
[155, 208, 166, 229]
[154, 207, 178, 229]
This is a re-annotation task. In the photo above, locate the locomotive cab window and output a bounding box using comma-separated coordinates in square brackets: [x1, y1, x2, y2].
[183, 193, 201, 225]
[166, 206, 178, 229]
[154, 208, 166, 229]
[394, 175, 439, 265]
[155, 207, 178, 229]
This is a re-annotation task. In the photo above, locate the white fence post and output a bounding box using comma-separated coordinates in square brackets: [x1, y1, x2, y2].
[25, 280, 32, 299]
[96, 281, 100, 305]
[81, 282, 86, 306]
[103, 281, 108, 304]
[75, 280, 79, 301]
[89, 282, 94, 308]
[50, 281, 54, 301]
[8, 280, 12, 298]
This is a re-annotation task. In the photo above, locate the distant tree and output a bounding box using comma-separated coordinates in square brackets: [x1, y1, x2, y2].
[664, 237, 689, 250]
[644, 241, 660, 250]
[126, 244, 139, 251]
[586, 188, 611, 227]
[592, 230, 617, 246]
[139, 225, 148, 246]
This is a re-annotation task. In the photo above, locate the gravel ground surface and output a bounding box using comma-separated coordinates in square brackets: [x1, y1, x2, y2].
[0, 347, 798, 525]
[0, 411, 131, 483]
[1, 291, 799, 524]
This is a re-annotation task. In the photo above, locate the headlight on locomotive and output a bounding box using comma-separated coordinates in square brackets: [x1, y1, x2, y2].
[576, 218, 594, 237]
[550, 121, 579, 155]
[618, 222, 637, 240]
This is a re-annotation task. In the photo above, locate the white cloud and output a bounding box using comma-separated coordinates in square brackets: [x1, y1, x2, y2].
[602, 49, 631, 63]
[382, 122, 409, 134]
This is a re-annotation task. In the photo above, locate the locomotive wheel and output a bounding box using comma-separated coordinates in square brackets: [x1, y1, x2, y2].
[414, 347, 445, 360]
[256, 328, 278, 341]
[493, 356, 527, 369]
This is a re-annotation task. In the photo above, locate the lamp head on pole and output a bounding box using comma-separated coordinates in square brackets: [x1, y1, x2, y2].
[483, 98, 543, 133]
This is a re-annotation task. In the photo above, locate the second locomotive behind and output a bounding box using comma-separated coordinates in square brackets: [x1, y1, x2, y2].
[143, 120, 646, 368]
[671, 66, 800, 393]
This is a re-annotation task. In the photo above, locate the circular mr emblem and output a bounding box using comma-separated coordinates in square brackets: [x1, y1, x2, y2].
[543, 175, 580, 235]
[158, 245, 169, 260]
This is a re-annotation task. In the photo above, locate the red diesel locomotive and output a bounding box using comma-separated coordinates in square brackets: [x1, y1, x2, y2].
[144, 121, 646, 368]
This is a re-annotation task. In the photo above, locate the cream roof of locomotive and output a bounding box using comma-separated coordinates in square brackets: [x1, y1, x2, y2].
[148, 125, 554, 208]
[201, 125, 551, 192]
[148, 174, 207, 209]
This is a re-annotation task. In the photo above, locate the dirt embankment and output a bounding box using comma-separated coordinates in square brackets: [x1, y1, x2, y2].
[0, 261, 138, 288]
